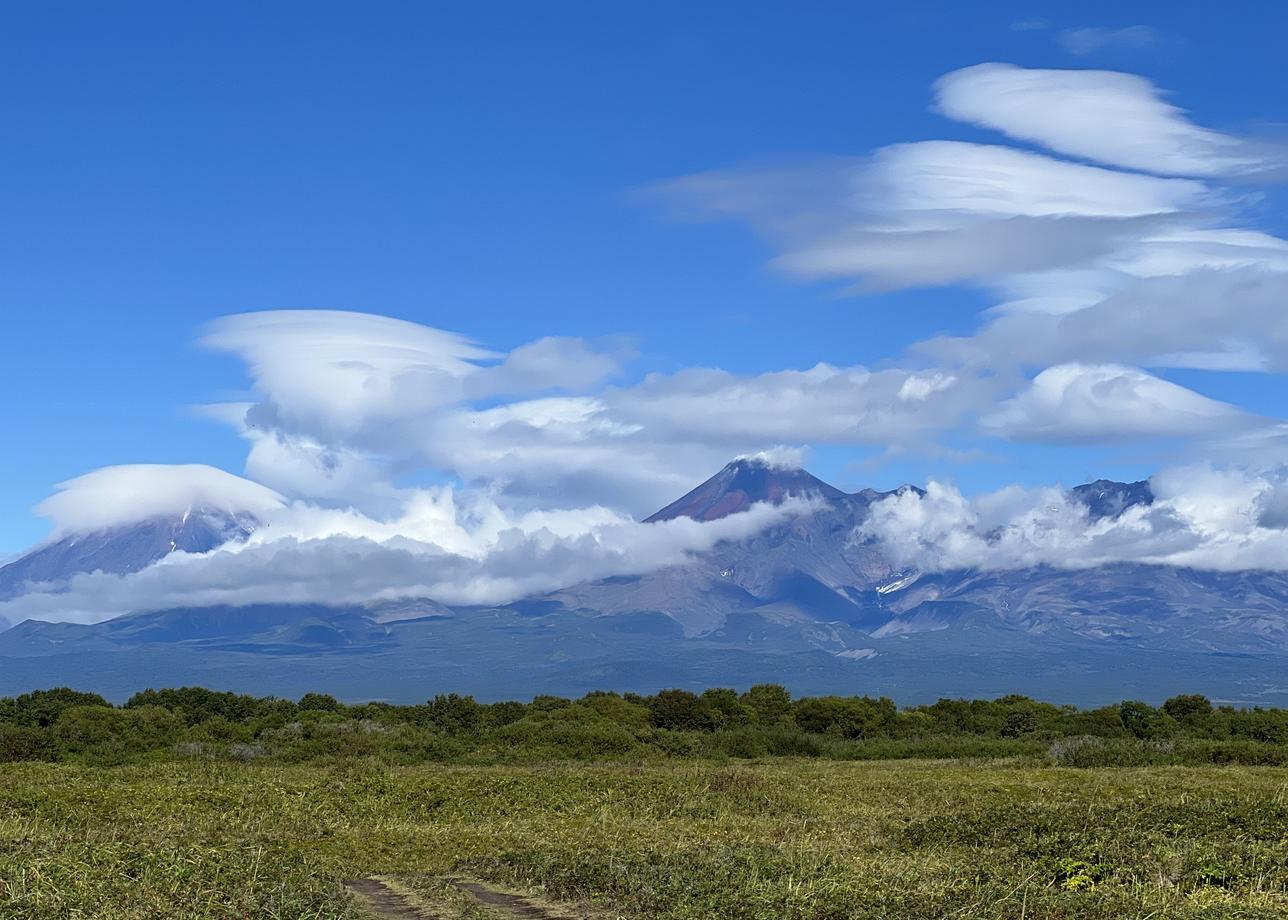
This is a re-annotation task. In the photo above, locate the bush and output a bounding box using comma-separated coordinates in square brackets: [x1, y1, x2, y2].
[740, 684, 793, 725]
[1119, 700, 1165, 740]
[0, 723, 56, 761]
[425, 694, 484, 735]
[298, 692, 342, 712]
[1177, 739, 1288, 766]
[1000, 708, 1039, 737]
[1163, 694, 1214, 732]
[701, 688, 753, 728]
[708, 728, 770, 759]
[758, 726, 825, 758]
[6, 688, 112, 727]
[649, 690, 719, 732]
[1226, 707, 1288, 744]
[1047, 736, 1176, 768]
[793, 696, 897, 739]
[4, 684, 1288, 768]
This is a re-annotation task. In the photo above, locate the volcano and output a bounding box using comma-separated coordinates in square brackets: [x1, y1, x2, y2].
[0, 508, 259, 601]
[645, 457, 848, 522]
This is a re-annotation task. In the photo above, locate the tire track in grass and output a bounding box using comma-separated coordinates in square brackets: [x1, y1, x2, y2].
[345, 878, 444, 920]
[447, 878, 573, 918]
[348, 875, 583, 919]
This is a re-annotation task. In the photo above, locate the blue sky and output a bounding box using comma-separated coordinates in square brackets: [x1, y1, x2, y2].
[4, 2, 1288, 555]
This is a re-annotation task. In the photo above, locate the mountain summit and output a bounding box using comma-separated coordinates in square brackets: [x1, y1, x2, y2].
[645, 457, 847, 522]
[0, 507, 258, 601]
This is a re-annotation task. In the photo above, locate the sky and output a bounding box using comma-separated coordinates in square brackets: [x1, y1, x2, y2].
[5, 2, 1288, 601]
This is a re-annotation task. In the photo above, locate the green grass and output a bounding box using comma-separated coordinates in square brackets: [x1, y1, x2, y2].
[2, 758, 1286, 918]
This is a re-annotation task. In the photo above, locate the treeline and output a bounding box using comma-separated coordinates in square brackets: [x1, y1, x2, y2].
[2, 685, 1287, 767]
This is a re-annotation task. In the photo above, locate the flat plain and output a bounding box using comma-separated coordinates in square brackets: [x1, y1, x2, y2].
[2, 758, 1286, 919]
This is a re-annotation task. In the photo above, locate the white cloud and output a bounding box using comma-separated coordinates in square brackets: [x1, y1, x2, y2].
[734, 446, 810, 469]
[934, 63, 1277, 177]
[202, 310, 496, 440]
[898, 373, 956, 402]
[658, 141, 1209, 290]
[195, 308, 995, 515]
[982, 363, 1256, 440]
[466, 336, 628, 397]
[35, 465, 285, 535]
[0, 493, 809, 625]
[867, 141, 1209, 218]
[925, 266, 1288, 373]
[660, 59, 1288, 437]
[859, 465, 1288, 574]
[1057, 26, 1159, 57]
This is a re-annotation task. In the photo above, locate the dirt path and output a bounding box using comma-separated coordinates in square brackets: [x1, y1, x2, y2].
[345, 878, 444, 920]
[346, 875, 588, 920]
[447, 878, 572, 919]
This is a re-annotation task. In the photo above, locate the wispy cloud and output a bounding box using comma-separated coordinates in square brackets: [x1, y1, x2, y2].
[1009, 18, 1050, 33]
[657, 61, 1288, 439]
[1058, 25, 1159, 56]
[934, 63, 1278, 177]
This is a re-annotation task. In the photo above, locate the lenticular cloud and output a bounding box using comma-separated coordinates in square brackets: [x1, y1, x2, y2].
[934, 63, 1277, 178]
[36, 465, 285, 535]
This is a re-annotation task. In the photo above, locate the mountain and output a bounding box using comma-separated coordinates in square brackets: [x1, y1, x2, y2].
[645, 458, 849, 522]
[0, 460, 1285, 706]
[1070, 479, 1154, 520]
[0, 507, 258, 601]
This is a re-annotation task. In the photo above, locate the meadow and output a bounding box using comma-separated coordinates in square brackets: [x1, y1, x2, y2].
[1, 687, 1287, 918]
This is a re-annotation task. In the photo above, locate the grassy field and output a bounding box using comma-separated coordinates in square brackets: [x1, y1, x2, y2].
[1, 758, 1286, 919]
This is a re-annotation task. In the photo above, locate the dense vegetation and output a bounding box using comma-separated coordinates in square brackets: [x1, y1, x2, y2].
[3, 684, 1288, 768]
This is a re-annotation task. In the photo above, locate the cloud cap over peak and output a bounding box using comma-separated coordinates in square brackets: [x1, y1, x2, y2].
[36, 465, 286, 535]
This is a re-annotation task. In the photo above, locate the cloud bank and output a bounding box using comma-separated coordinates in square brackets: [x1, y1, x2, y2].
[860, 465, 1288, 574]
[1, 492, 809, 625]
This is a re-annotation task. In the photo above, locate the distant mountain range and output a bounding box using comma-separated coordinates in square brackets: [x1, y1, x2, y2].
[1, 460, 1285, 706]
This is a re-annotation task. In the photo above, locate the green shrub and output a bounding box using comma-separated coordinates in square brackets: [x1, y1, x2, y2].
[707, 728, 770, 759]
[6, 687, 112, 727]
[740, 683, 793, 725]
[1177, 739, 1288, 766]
[648, 689, 720, 731]
[1046, 736, 1176, 767]
[793, 695, 897, 739]
[0, 722, 56, 761]
[298, 692, 342, 712]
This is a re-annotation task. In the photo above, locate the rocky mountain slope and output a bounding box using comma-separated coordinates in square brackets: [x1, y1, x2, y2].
[0, 507, 259, 601]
